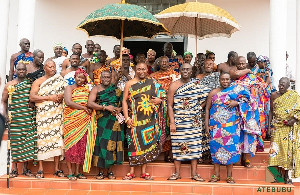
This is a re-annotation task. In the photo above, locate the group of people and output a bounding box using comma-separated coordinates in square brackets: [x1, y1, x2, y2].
[1, 38, 299, 184]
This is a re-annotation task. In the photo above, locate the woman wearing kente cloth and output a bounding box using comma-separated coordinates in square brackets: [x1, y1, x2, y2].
[122, 63, 166, 180]
[88, 70, 123, 180]
[205, 72, 260, 184]
[268, 77, 300, 184]
[167, 63, 210, 181]
[63, 69, 96, 181]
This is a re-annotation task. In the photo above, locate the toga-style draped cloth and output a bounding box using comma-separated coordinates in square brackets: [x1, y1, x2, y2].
[209, 85, 260, 165]
[127, 78, 166, 166]
[63, 86, 96, 173]
[36, 74, 66, 161]
[171, 79, 210, 161]
[9, 79, 36, 162]
[269, 90, 300, 178]
[93, 84, 123, 168]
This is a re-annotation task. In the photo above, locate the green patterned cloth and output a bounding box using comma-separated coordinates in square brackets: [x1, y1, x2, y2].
[77, 3, 168, 39]
[10, 79, 37, 162]
[92, 84, 124, 168]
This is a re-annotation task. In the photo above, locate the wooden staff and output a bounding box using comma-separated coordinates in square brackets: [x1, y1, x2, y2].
[7, 85, 15, 188]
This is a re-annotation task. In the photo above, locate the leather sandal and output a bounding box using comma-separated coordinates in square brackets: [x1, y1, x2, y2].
[96, 172, 105, 180]
[9, 170, 18, 178]
[35, 170, 44, 179]
[208, 175, 220, 182]
[67, 174, 77, 181]
[107, 172, 116, 179]
[191, 174, 205, 182]
[167, 173, 181, 180]
[122, 173, 135, 180]
[141, 173, 154, 180]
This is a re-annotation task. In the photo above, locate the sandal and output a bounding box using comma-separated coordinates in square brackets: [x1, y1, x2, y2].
[284, 178, 293, 184]
[107, 172, 116, 179]
[67, 174, 77, 181]
[35, 170, 44, 179]
[226, 176, 235, 184]
[22, 169, 34, 177]
[167, 173, 181, 180]
[53, 170, 64, 177]
[9, 170, 18, 178]
[208, 175, 220, 182]
[122, 173, 135, 180]
[191, 174, 205, 182]
[76, 173, 87, 179]
[96, 172, 105, 180]
[244, 160, 252, 168]
[141, 173, 154, 180]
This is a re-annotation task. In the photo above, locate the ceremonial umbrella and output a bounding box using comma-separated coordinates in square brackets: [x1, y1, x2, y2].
[77, 0, 169, 64]
[155, 1, 241, 54]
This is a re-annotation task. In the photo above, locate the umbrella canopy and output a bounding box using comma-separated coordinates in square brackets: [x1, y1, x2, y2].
[155, 2, 241, 40]
[77, 3, 169, 39]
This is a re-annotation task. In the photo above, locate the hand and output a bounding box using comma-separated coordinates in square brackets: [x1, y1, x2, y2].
[49, 94, 58, 102]
[114, 107, 122, 115]
[85, 108, 92, 115]
[149, 96, 162, 105]
[286, 119, 297, 126]
[170, 123, 176, 133]
[205, 128, 211, 139]
[126, 118, 133, 128]
[56, 94, 64, 103]
[227, 100, 239, 109]
[105, 105, 116, 114]
[28, 102, 35, 109]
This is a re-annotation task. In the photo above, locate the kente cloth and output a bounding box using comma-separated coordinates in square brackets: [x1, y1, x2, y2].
[110, 58, 121, 71]
[9, 79, 37, 162]
[199, 72, 220, 91]
[63, 86, 96, 172]
[117, 67, 135, 91]
[13, 52, 33, 78]
[126, 78, 166, 166]
[26, 66, 45, 83]
[35, 74, 66, 161]
[93, 64, 115, 86]
[53, 56, 67, 74]
[93, 84, 124, 168]
[269, 90, 300, 178]
[209, 85, 258, 165]
[232, 73, 271, 152]
[169, 58, 181, 73]
[151, 70, 179, 151]
[171, 78, 210, 161]
[64, 70, 94, 91]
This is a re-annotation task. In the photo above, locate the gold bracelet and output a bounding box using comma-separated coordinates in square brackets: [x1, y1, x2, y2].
[125, 117, 131, 123]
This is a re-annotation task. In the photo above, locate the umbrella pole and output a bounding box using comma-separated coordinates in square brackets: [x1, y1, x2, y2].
[120, 20, 124, 70]
[195, 16, 197, 55]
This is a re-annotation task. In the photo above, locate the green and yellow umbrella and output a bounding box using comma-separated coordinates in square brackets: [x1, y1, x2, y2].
[155, 2, 241, 53]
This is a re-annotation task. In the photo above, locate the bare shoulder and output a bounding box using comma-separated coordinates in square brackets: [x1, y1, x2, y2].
[209, 88, 220, 97]
[10, 52, 21, 60]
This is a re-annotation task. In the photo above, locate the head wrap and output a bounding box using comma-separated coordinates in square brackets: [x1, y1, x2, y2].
[183, 51, 193, 58]
[53, 43, 63, 50]
[63, 47, 68, 55]
[257, 55, 270, 65]
[74, 68, 88, 85]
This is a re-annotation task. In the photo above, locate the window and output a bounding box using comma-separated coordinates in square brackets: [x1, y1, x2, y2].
[127, 0, 186, 15]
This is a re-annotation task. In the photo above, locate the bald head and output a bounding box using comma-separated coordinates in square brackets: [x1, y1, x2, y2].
[19, 38, 30, 52]
[180, 63, 192, 79]
[236, 56, 247, 70]
[15, 63, 27, 78]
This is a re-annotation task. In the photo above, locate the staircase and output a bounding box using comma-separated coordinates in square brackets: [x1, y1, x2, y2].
[0, 130, 298, 194]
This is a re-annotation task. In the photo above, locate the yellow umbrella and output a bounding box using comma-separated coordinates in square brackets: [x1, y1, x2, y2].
[155, 2, 241, 54]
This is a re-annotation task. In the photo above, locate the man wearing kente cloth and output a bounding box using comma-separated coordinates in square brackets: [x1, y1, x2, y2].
[107, 45, 121, 71]
[205, 72, 260, 184]
[88, 71, 123, 180]
[268, 77, 300, 184]
[167, 63, 209, 181]
[2, 62, 36, 178]
[150, 56, 179, 162]
[63, 69, 96, 181]
[122, 63, 165, 180]
[30, 60, 66, 179]
[230, 56, 270, 167]
[9, 38, 33, 81]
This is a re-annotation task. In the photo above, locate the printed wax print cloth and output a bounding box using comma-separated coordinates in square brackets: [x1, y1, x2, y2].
[151, 70, 179, 151]
[117, 66, 135, 91]
[93, 64, 115, 86]
[13, 52, 33, 78]
[9, 79, 37, 162]
[269, 90, 300, 178]
[232, 73, 271, 152]
[93, 84, 124, 168]
[199, 72, 220, 90]
[64, 70, 94, 90]
[251, 64, 260, 75]
[255, 66, 276, 92]
[63, 86, 96, 173]
[35, 74, 66, 161]
[126, 78, 166, 166]
[171, 78, 210, 161]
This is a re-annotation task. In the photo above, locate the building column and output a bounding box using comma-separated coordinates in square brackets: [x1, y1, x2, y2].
[0, 0, 10, 101]
[296, 0, 300, 92]
[269, 0, 287, 87]
[17, 0, 36, 49]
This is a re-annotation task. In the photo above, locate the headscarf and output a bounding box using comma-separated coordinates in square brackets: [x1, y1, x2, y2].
[53, 43, 63, 50]
[63, 47, 68, 55]
[74, 68, 88, 85]
[257, 55, 270, 65]
[183, 51, 193, 59]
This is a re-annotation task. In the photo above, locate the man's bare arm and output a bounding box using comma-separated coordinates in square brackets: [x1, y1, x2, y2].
[1, 83, 10, 115]
[30, 79, 55, 103]
[229, 68, 250, 80]
[8, 55, 16, 81]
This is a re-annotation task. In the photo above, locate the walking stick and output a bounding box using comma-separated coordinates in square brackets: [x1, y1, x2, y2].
[7, 85, 15, 188]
